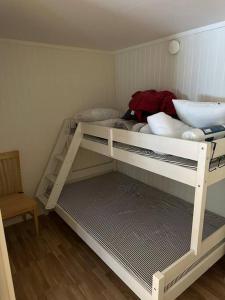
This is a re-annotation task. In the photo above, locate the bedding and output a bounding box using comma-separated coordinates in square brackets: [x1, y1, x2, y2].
[77, 106, 225, 142]
[182, 128, 207, 141]
[92, 119, 153, 134]
[58, 172, 225, 292]
[92, 118, 136, 130]
[173, 100, 225, 127]
[74, 108, 121, 122]
[139, 124, 152, 134]
[147, 112, 191, 138]
[129, 90, 177, 122]
[131, 123, 147, 132]
[122, 109, 137, 121]
[182, 125, 225, 141]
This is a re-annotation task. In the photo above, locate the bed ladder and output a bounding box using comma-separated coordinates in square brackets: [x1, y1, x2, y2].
[36, 119, 83, 209]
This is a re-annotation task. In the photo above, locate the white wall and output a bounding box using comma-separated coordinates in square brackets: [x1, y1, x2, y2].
[115, 24, 225, 216]
[116, 25, 225, 110]
[2, 23, 225, 217]
[0, 40, 115, 196]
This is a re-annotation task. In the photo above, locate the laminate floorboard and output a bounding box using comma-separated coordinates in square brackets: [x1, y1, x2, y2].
[4, 213, 225, 300]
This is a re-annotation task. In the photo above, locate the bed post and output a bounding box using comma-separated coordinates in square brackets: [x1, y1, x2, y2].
[190, 143, 211, 255]
[109, 127, 118, 171]
[152, 272, 165, 300]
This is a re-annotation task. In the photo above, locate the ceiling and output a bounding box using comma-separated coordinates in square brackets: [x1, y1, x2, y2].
[1, 0, 225, 50]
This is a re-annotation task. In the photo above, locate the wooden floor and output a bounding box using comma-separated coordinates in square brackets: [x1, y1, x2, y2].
[4, 213, 225, 300]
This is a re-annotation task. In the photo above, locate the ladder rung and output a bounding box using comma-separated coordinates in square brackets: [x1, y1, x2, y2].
[55, 154, 65, 162]
[37, 194, 48, 204]
[46, 174, 57, 183]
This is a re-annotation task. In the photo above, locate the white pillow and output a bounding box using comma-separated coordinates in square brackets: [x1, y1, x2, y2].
[131, 123, 146, 132]
[147, 112, 191, 138]
[131, 123, 153, 134]
[74, 108, 121, 122]
[139, 124, 152, 134]
[182, 129, 205, 141]
[173, 100, 225, 128]
[182, 126, 225, 141]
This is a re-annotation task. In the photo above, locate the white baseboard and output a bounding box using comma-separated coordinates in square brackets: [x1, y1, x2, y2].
[3, 201, 46, 228]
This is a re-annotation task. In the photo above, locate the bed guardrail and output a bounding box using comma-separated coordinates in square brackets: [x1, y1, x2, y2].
[80, 123, 203, 161]
[80, 123, 207, 187]
[37, 119, 225, 300]
[112, 128, 201, 161]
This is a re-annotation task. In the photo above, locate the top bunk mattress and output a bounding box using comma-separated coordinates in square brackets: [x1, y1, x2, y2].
[57, 172, 225, 292]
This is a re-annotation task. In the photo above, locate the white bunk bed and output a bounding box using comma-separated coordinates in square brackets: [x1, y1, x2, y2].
[36, 118, 225, 300]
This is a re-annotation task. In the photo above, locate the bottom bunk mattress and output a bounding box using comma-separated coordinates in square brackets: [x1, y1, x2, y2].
[57, 172, 225, 292]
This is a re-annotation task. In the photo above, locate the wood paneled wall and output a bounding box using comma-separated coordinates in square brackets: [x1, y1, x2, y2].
[115, 25, 225, 217]
[115, 26, 225, 110]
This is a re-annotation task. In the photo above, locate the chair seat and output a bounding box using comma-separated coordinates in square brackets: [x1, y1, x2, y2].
[0, 193, 37, 220]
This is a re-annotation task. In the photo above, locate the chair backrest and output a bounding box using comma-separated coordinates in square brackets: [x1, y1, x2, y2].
[0, 151, 23, 197]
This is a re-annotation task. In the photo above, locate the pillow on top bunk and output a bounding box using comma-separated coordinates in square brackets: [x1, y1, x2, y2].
[131, 123, 146, 132]
[139, 124, 152, 134]
[147, 112, 191, 138]
[74, 108, 121, 122]
[173, 100, 225, 127]
[131, 123, 153, 134]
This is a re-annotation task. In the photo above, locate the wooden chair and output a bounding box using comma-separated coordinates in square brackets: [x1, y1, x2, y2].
[0, 151, 39, 235]
[0, 211, 16, 300]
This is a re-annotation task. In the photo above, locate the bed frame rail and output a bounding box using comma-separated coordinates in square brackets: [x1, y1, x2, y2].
[112, 148, 197, 186]
[80, 123, 207, 187]
[163, 242, 225, 300]
[112, 128, 201, 161]
[212, 137, 225, 158]
[36, 120, 225, 300]
[162, 224, 225, 287]
[81, 123, 202, 161]
[81, 123, 110, 139]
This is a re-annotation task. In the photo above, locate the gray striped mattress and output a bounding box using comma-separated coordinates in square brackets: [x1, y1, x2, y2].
[57, 172, 225, 292]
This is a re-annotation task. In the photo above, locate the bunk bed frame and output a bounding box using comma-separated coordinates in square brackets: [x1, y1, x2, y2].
[36, 118, 225, 300]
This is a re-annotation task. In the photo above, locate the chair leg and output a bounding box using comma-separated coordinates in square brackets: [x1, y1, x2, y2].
[33, 207, 39, 235]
